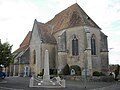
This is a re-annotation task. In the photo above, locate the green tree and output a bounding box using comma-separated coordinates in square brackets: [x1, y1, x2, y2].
[0, 41, 13, 68]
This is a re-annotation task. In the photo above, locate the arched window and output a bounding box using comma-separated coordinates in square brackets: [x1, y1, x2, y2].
[72, 34, 79, 56]
[33, 50, 36, 64]
[91, 34, 96, 55]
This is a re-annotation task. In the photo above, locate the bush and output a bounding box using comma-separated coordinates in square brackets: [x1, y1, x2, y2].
[63, 64, 70, 75]
[93, 71, 100, 76]
[100, 72, 106, 76]
[93, 71, 106, 76]
[51, 69, 57, 75]
[54, 69, 57, 75]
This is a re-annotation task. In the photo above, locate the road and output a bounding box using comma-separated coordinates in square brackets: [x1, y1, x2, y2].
[0, 77, 120, 90]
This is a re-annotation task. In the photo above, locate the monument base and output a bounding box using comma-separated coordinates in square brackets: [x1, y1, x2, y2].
[43, 75, 50, 81]
[29, 76, 65, 88]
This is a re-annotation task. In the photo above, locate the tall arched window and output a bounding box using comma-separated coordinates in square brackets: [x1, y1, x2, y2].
[91, 34, 96, 55]
[33, 50, 36, 64]
[72, 34, 79, 56]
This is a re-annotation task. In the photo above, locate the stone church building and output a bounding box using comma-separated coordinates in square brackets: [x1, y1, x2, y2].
[12, 3, 109, 77]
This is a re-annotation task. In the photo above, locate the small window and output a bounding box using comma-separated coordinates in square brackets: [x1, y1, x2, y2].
[72, 34, 79, 56]
[33, 50, 36, 64]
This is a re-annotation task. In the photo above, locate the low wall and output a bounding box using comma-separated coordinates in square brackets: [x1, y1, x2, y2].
[58, 75, 115, 82]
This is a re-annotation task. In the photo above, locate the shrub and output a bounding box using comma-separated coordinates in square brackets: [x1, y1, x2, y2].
[100, 72, 106, 76]
[93, 71, 106, 76]
[63, 64, 70, 75]
[51, 69, 57, 75]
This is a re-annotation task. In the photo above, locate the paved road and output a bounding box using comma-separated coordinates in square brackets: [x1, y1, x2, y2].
[0, 77, 119, 90]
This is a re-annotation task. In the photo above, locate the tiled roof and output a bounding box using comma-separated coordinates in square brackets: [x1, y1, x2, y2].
[37, 21, 56, 44]
[20, 31, 32, 47]
[46, 3, 101, 34]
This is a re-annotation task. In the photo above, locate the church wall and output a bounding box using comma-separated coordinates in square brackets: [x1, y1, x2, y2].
[40, 43, 56, 69]
[20, 48, 30, 64]
[53, 26, 108, 74]
[100, 52, 109, 73]
[86, 26, 109, 73]
[53, 26, 86, 70]
[100, 32, 109, 73]
[29, 22, 42, 75]
[86, 26, 101, 72]
[29, 21, 57, 76]
[66, 27, 86, 69]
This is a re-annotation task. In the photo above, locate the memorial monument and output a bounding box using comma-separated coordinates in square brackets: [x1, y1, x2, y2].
[29, 50, 65, 88]
[43, 50, 50, 81]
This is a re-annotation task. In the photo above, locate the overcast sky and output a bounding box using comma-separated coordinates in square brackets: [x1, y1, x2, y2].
[0, 0, 120, 65]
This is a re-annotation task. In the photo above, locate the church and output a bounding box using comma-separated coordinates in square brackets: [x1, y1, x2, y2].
[12, 3, 109, 77]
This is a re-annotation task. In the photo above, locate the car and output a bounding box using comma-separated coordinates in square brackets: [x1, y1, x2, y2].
[0, 71, 6, 79]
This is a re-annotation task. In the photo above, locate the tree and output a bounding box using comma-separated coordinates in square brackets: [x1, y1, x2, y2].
[0, 42, 13, 68]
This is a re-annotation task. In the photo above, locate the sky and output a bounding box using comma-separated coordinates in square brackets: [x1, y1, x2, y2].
[0, 0, 120, 65]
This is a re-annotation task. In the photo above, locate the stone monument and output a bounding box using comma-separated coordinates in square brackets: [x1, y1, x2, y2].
[43, 50, 50, 81]
[29, 49, 66, 88]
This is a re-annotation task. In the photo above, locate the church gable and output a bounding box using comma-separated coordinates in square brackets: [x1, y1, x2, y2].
[30, 20, 41, 45]
[46, 3, 101, 34]
[30, 19, 56, 45]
